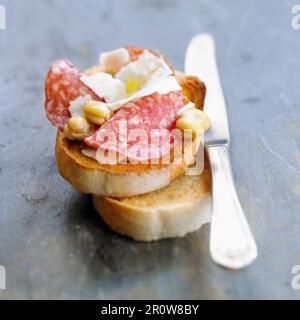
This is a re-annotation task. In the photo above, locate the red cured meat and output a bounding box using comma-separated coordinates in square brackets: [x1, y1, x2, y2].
[85, 91, 184, 162]
[44, 49, 173, 129]
[125, 46, 145, 61]
[44, 59, 102, 129]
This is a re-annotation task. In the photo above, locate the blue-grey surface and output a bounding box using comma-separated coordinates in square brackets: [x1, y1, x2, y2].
[0, 0, 299, 299]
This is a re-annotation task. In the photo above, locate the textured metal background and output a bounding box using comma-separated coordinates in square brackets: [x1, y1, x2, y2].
[0, 0, 300, 299]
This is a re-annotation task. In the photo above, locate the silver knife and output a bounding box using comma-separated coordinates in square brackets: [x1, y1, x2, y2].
[185, 34, 257, 269]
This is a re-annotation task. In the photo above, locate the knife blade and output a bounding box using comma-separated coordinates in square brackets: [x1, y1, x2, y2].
[185, 34, 257, 269]
[185, 34, 229, 146]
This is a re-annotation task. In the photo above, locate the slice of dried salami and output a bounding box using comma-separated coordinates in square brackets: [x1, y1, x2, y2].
[85, 91, 184, 162]
[125, 46, 145, 61]
[44, 59, 102, 128]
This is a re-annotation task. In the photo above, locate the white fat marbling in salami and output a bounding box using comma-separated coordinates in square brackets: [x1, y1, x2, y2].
[44, 59, 102, 128]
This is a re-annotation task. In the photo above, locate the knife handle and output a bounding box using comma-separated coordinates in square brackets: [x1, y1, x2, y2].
[206, 144, 257, 269]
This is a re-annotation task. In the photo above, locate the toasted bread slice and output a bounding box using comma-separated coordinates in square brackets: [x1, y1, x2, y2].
[55, 72, 206, 197]
[93, 162, 211, 241]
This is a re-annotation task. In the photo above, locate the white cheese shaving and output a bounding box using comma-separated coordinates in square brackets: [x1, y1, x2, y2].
[81, 148, 97, 159]
[99, 48, 130, 74]
[115, 50, 172, 84]
[73, 48, 181, 115]
[107, 76, 181, 111]
[80, 73, 126, 103]
[177, 102, 196, 115]
[69, 94, 93, 117]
